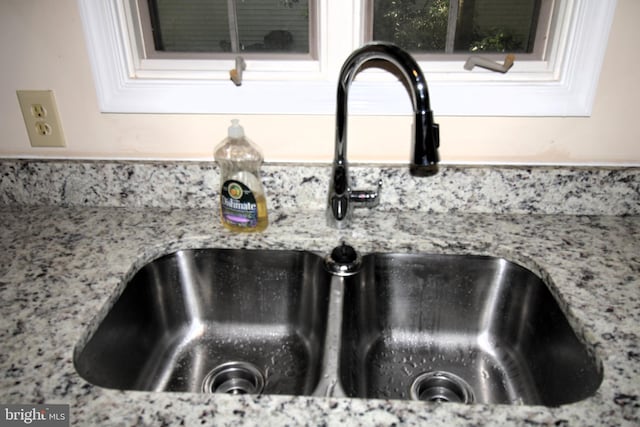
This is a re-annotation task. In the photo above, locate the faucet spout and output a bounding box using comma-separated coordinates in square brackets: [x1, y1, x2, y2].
[327, 42, 440, 228]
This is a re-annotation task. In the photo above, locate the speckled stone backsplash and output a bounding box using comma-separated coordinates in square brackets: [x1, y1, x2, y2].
[1, 159, 638, 215]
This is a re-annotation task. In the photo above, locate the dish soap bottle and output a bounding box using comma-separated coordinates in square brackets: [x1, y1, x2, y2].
[214, 119, 269, 232]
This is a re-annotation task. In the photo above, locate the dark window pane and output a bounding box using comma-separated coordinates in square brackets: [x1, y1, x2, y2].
[460, 0, 540, 53]
[149, 0, 310, 54]
[373, 0, 449, 52]
[373, 0, 541, 54]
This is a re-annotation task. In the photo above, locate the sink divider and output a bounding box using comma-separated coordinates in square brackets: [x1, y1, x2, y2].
[312, 275, 347, 398]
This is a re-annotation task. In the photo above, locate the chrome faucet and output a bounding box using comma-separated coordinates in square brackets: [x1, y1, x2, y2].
[327, 42, 440, 228]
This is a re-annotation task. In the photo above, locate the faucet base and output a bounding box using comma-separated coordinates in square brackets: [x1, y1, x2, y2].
[410, 164, 439, 177]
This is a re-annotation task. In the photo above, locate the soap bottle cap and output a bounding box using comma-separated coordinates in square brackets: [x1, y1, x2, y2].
[228, 119, 245, 138]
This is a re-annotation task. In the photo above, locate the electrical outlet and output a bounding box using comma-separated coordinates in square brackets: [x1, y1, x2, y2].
[17, 90, 66, 148]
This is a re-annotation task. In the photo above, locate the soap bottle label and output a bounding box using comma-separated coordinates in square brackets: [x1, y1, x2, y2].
[220, 180, 258, 228]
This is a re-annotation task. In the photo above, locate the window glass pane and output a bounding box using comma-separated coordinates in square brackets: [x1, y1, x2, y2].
[373, 0, 449, 52]
[149, 0, 310, 54]
[373, 0, 542, 54]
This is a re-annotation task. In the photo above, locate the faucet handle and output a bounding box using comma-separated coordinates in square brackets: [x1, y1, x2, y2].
[349, 179, 382, 209]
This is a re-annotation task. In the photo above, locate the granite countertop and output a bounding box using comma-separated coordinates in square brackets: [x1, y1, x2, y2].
[0, 160, 639, 426]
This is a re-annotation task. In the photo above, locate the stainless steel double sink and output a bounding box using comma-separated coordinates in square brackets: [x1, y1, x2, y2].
[74, 247, 602, 406]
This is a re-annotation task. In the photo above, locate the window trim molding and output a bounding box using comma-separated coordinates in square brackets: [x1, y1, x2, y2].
[77, 0, 617, 117]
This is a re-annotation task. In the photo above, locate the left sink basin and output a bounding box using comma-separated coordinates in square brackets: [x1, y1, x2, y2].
[74, 248, 332, 395]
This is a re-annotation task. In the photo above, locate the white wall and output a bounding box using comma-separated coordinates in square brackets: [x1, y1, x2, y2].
[1, 0, 638, 165]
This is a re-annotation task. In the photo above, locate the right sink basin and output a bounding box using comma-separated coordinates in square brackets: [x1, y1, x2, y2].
[339, 253, 603, 405]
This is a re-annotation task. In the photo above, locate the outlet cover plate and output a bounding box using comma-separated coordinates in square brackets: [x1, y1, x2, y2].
[17, 90, 66, 148]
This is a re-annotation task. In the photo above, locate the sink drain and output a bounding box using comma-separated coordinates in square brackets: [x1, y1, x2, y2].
[410, 371, 475, 404]
[202, 361, 265, 395]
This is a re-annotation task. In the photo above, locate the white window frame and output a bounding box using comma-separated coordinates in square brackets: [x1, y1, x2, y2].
[77, 0, 617, 116]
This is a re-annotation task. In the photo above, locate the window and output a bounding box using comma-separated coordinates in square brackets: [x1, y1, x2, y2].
[371, 0, 545, 56]
[77, 0, 617, 116]
[142, 0, 314, 56]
